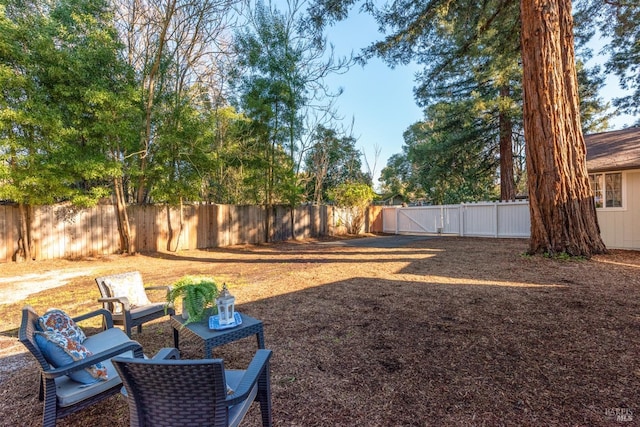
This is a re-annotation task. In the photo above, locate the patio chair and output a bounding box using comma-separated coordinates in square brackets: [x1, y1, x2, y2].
[95, 271, 175, 337]
[112, 348, 273, 427]
[19, 305, 144, 427]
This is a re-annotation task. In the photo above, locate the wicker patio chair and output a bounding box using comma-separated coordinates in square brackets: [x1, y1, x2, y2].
[19, 305, 144, 427]
[95, 271, 175, 337]
[112, 348, 273, 427]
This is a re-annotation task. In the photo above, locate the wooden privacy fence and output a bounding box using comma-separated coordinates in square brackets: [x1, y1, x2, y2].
[382, 201, 531, 238]
[0, 203, 384, 263]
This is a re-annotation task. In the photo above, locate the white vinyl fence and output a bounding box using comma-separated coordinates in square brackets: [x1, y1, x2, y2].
[382, 201, 531, 238]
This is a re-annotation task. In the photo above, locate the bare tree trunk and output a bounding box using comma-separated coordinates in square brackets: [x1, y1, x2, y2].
[114, 177, 134, 254]
[499, 85, 516, 201]
[136, 0, 177, 204]
[312, 143, 329, 205]
[520, 0, 606, 257]
[265, 127, 275, 243]
[16, 203, 31, 262]
[167, 198, 184, 252]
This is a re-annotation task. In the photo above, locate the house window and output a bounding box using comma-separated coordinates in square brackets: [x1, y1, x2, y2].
[589, 172, 622, 208]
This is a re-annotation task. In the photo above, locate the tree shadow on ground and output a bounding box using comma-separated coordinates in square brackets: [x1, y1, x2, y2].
[1, 236, 639, 426]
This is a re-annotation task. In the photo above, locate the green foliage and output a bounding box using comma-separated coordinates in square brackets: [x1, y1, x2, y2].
[403, 107, 501, 205]
[576, 62, 614, 133]
[1, 0, 358, 212]
[166, 276, 219, 325]
[354, 0, 614, 204]
[200, 107, 258, 204]
[378, 152, 424, 203]
[1, 0, 626, 216]
[329, 182, 374, 208]
[232, 1, 311, 206]
[519, 252, 533, 260]
[362, 0, 524, 202]
[542, 252, 586, 262]
[147, 101, 215, 205]
[328, 182, 374, 234]
[0, 0, 136, 207]
[304, 125, 368, 204]
[576, 1, 640, 118]
[232, 0, 351, 207]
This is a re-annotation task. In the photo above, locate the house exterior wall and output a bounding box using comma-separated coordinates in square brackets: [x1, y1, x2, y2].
[596, 169, 640, 250]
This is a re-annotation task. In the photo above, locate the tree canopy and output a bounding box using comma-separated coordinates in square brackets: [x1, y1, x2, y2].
[0, 0, 361, 256]
[366, 0, 611, 205]
[304, 124, 368, 204]
[576, 0, 640, 119]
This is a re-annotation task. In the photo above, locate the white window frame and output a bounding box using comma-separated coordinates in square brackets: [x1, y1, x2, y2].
[589, 171, 626, 211]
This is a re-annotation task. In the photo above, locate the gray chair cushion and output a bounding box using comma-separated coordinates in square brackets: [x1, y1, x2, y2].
[56, 327, 134, 407]
[225, 370, 258, 427]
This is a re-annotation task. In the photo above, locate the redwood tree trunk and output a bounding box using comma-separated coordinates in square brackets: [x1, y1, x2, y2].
[520, 0, 606, 257]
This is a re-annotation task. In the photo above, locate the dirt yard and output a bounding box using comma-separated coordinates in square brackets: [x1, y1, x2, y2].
[1, 235, 639, 426]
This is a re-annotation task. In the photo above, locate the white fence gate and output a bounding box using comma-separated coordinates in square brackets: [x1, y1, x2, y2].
[382, 201, 531, 238]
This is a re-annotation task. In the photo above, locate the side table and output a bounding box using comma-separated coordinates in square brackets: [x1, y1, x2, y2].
[170, 312, 265, 358]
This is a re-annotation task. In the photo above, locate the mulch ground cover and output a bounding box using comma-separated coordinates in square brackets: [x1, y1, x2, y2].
[0, 235, 638, 426]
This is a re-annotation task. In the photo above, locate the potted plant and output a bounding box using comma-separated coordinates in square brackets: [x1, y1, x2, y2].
[166, 276, 219, 325]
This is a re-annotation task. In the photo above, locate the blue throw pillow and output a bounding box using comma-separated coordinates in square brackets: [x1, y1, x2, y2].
[35, 331, 108, 384]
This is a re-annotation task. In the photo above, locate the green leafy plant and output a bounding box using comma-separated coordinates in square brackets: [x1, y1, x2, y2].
[542, 252, 586, 261]
[328, 182, 375, 234]
[166, 276, 219, 324]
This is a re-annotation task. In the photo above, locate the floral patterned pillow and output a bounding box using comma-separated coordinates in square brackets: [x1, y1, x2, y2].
[104, 272, 151, 314]
[38, 309, 87, 343]
[35, 331, 108, 384]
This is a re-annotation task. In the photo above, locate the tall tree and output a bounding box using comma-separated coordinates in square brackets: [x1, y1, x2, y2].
[381, 55, 607, 207]
[0, 4, 63, 260]
[373, 0, 607, 202]
[520, 0, 605, 256]
[106, 0, 239, 252]
[304, 124, 367, 204]
[199, 105, 253, 204]
[0, 0, 132, 259]
[233, 0, 349, 238]
[317, 0, 525, 200]
[403, 108, 500, 205]
[378, 151, 424, 203]
[112, 0, 239, 204]
[311, 0, 607, 256]
[409, 0, 522, 201]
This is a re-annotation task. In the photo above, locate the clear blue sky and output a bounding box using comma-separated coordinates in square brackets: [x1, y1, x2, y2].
[322, 10, 637, 189]
[323, 11, 422, 187]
